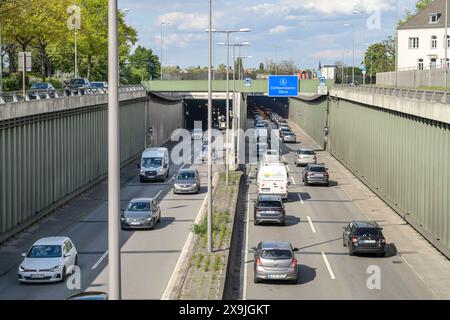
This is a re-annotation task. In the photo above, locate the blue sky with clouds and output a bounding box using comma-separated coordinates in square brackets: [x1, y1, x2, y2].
[120, 0, 418, 69]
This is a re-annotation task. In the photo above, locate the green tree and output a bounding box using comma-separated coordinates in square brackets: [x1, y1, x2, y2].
[364, 42, 394, 75]
[400, 0, 433, 25]
[258, 62, 264, 72]
[128, 45, 160, 81]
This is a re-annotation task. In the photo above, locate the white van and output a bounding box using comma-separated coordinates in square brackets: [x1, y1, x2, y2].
[138, 148, 170, 182]
[257, 162, 289, 200]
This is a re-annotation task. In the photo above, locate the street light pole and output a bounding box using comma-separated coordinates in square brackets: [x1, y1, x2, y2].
[395, 0, 399, 88]
[207, 0, 213, 254]
[352, 28, 355, 83]
[445, 0, 448, 96]
[107, 0, 121, 300]
[0, 21, 2, 94]
[225, 32, 230, 185]
[160, 22, 169, 80]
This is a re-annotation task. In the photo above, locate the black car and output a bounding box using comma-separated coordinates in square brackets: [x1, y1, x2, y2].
[28, 82, 56, 99]
[254, 195, 286, 226]
[302, 163, 329, 186]
[64, 78, 92, 95]
[343, 221, 386, 257]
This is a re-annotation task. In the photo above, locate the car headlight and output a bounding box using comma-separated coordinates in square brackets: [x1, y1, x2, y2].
[158, 168, 163, 172]
[19, 266, 25, 272]
[51, 265, 61, 272]
[120, 216, 125, 221]
[146, 217, 153, 222]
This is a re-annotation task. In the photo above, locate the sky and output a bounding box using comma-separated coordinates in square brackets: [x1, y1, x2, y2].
[119, 0, 418, 70]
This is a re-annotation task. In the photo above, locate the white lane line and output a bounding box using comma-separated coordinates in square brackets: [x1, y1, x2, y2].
[161, 191, 209, 300]
[92, 250, 108, 270]
[291, 176, 296, 185]
[155, 190, 162, 199]
[307, 216, 316, 233]
[243, 191, 250, 300]
[282, 156, 286, 162]
[297, 192, 304, 204]
[286, 165, 290, 172]
[321, 251, 336, 280]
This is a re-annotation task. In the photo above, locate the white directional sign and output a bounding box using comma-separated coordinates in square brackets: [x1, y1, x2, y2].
[18, 52, 32, 72]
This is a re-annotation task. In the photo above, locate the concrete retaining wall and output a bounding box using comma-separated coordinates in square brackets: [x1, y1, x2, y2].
[377, 70, 447, 89]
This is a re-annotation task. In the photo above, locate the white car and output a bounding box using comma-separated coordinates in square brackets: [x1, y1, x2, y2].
[18, 237, 78, 283]
[263, 149, 280, 163]
[295, 148, 317, 167]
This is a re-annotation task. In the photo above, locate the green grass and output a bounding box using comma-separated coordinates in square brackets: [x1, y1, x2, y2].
[213, 255, 221, 272]
[195, 253, 204, 269]
[203, 254, 211, 272]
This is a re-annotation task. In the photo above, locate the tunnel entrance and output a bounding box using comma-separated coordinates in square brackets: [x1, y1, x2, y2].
[247, 96, 289, 118]
[184, 99, 233, 131]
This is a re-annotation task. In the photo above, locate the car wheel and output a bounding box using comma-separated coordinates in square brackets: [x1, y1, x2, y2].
[378, 252, 386, 257]
[140, 177, 146, 183]
[290, 277, 298, 285]
[348, 245, 354, 256]
[74, 254, 79, 266]
[62, 266, 67, 281]
[158, 213, 161, 223]
[254, 274, 261, 284]
[304, 181, 309, 186]
[343, 238, 347, 247]
[281, 220, 286, 226]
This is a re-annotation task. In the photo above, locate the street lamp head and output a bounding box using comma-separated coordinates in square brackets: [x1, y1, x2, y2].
[239, 28, 251, 32]
[217, 42, 226, 46]
[344, 23, 352, 27]
[242, 42, 252, 46]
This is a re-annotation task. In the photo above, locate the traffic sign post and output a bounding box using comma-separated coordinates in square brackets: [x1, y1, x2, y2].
[244, 77, 252, 87]
[268, 75, 298, 97]
[18, 52, 32, 97]
[318, 85, 328, 95]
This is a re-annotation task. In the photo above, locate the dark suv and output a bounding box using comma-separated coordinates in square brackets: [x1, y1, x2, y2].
[254, 195, 286, 226]
[64, 78, 92, 95]
[302, 163, 329, 186]
[343, 221, 386, 257]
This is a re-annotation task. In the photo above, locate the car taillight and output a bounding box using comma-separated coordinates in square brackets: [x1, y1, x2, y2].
[290, 258, 297, 268]
[307, 172, 314, 176]
[256, 208, 263, 212]
[256, 258, 263, 266]
[381, 238, 386, 244]
[351, 237, 358, 243]
[323, 172, 329, 177]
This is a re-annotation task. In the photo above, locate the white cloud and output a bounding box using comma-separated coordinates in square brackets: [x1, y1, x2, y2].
[244, 3, 290, 17]
[269, 25, 293, 34]
[312, 49, 364, 59]
[280, 0, 392, 15]
[155, 33, 207, 48]
[158, 12, 208, 31]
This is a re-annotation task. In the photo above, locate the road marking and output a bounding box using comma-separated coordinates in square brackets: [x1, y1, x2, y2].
[92, 250, 108, 270]
[286, 165, 290, 172]
[155, 190, 162, 199]
[307, 216, 316, 233]
[161, 191, 209, 300]
[297, 192, 304, 204]
[282, 156, 286, 162]
[321, 251, 336, 280]
[243, 191, 250, 300]
[291, 176, 296, 185]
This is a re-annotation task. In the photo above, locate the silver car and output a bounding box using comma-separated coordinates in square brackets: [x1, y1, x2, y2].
[252, 241, 299, 284]
[121, 198, 161, 229]
[173, 169, 201, 194]
[295, 148, 317, 166]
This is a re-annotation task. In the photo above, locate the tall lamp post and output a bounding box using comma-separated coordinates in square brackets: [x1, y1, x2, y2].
[445, 0, 448, 97]
[107, 0, 121, 300]
[209, 27, 251, 185]
[207, 0, 213, 253]
[160, 22, 170, 80]
[365, 43, 373, 85]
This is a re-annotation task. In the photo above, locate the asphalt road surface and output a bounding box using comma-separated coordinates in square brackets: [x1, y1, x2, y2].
[0, 140, 219, 300]
[242, 119, 436, 300]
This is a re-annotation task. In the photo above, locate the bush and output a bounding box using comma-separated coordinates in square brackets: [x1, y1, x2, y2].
[2, 74, 21, 91]
[47, 78, 63, 89]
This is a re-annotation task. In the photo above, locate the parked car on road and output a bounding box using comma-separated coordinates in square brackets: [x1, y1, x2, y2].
[90, 81, 108, 90]
[254, 195, 286, 226]
[121, 198, 161, 230]
[295, 148, 317, 166]
[343, 221, 386, 257]
[302, 163, 329, 186]
[64, 78, 92, 95]
[28, 82, 56, 99]
[18, 237, 78, 283]
[173, 168, 201, 194]
[252, 241, 299, 284]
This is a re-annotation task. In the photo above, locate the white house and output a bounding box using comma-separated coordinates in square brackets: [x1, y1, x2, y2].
[398, 0, 449, 70]
[320, 65, 338, 80]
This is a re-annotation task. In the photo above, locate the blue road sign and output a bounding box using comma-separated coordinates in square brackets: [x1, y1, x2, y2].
[244, 77, 252, 87]
[319, 76, 326, 84]
[268, 75, 299, 97]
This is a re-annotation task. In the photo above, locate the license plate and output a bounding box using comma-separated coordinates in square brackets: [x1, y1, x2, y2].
[362, 240, 376, 244]
[31, 274, 45, 279]
[267, 274, 284, 279]
[130, 222, 141, 226]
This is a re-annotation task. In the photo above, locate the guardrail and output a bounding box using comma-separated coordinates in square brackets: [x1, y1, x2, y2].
[0, 85, 145, 104]
[333, 84, 449, 104]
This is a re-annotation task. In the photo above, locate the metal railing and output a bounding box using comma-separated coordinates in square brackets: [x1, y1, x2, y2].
[333, 84, 449, 104]
[0, 85, 145, 104]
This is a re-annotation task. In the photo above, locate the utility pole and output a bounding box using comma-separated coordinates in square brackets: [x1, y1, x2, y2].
[107, 0, 121, 300]
[395, 0, 399, 88]
[207, 0, 213, 253]
[0, 21, 3, 94]
[74, 30, 78, 78]
[445, 0, 448, 96]
[225, 32, 230, 185]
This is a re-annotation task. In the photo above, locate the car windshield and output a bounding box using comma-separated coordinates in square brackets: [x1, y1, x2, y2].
[27, 245, 62, 258]
[91, 82, 104, 88]
[309, 166, 326, 172]
[142, 157, 162, 167]
[31, 83, 48, 89]
[261, 249, 292, 259]
[266, 150, 278, 155]
[300, 150, 315, 155]
[257, 201, 282, 208]
[177, 172, 196, 180]
[128, 202, 151, 211]
[70, 79, 86, 85]
[356, 228, 380, 236]
[193, 129, 202, 133]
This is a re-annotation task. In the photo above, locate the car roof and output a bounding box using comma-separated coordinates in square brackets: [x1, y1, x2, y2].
[307, 163, 325, 168]
[352, 221, 380, 228]
[260, 241, 291, 250]
[33, 237, 70, 246]
[299, 147, 314, 152]
[143, 148, 167, 156]
[177, 168, 198, 174]
[130, 198, 153, 203]
[257, 194, 282, 202]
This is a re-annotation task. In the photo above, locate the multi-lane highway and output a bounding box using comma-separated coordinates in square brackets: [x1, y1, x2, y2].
[242, 118, 437, 300]
[0, 141, 217, 300]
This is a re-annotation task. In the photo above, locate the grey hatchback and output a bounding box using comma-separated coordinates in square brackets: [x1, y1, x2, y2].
[120, 198, 161, 229]
[173, 169, 201, 194]
[302, 163, 329, 186]
[252, 241, 299, 284]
